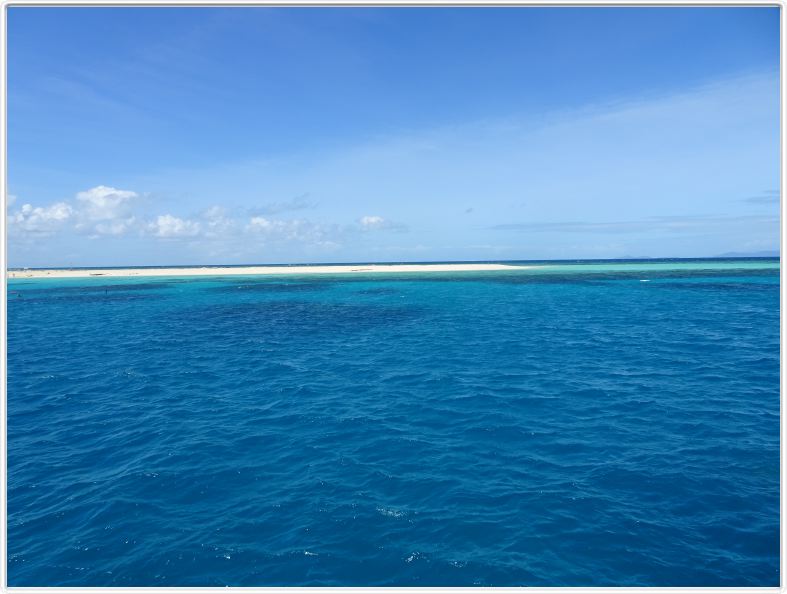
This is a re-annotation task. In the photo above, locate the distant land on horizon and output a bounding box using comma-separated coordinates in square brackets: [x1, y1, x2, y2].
[620, 251, 779, 259]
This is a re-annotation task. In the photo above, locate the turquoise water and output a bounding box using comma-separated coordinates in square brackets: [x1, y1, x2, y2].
[7, 259, 780, 586]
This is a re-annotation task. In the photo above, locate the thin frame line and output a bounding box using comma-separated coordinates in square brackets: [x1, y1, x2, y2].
[1, 1, 783, 592]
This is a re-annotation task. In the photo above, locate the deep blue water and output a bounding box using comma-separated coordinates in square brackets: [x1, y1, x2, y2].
[7, 260, 780, 586]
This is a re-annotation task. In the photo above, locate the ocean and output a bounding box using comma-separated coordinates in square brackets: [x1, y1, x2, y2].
[6, 259, 780, 586]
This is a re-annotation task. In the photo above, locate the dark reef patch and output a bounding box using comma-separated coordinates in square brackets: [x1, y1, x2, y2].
[168, 300, 423, 336]
[207, 281, 334, 294]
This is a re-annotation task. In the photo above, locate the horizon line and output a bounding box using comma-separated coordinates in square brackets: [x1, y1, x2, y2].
[6, 253, 781, 271]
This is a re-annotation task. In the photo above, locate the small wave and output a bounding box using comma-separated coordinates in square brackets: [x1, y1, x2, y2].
[376, 507, 406, 518]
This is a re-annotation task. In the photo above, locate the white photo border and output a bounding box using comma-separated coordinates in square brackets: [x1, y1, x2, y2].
[0, 1, 783, 592]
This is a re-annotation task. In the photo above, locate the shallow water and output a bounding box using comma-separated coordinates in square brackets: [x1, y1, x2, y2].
[7, 259, 780, 586]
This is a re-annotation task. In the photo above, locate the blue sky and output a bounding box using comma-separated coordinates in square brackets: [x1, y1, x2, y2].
[7, 7, 780, 266]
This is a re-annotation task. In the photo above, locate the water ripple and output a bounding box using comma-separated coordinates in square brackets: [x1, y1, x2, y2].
[7, 267, 779, 586]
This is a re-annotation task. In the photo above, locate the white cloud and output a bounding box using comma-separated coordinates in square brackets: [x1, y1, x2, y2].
[204, 206, 226, 220]
[9, 187, 346, 251]
[75, 185, 138, 221]
[148, 214, 201, 238]
[247, 216, 309, 238]
[246, 216, 341, 246]
[247, 216, 275, 232]
[358, 215, 408, 232]
[360, 215, 385, 229]
[251, 194, 317, 215]
[94, 217, 139, 236]
[9, 202, 73, 235]
[201, 206, 237, 239]
[70, 185, 142, 236]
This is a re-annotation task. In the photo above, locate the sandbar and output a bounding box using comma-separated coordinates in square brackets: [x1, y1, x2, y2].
[8, 263, 530, 279]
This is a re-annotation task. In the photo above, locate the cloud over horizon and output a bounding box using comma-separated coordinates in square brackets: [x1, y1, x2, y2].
[7, 185, 407, 263]
[490, 214, 780, 234]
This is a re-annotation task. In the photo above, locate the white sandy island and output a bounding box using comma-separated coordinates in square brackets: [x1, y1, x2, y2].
[8, 263, 531, 279]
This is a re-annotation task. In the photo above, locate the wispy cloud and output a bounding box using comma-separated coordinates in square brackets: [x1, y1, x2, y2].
[358, 215, 408, 232]
[250, 193, 317, 216]
[8, 70, 779, 265]
[201, 206, 237, 238]
[741, 189, 780, 205]
[490, 214, 779, 234]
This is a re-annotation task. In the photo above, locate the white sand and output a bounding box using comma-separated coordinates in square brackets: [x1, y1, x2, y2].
[8, 263, 529, 279]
